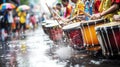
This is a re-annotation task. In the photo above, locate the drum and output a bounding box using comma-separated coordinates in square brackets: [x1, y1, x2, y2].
[45, 23, 63, 41]
[63, 23, 83, 47]
[45, 20, 64, 24]
[80, 19, 106, 48]
[95, 22, 120, 56]
[42, 20, 64, 35]
[42, 22, 47, 34]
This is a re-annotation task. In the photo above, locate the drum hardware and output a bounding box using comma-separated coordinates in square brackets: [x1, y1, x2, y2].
[111, 26, 120, 55]
[118, 25, 120, 55]
[79, 19, 107, 52]
[95, 22, 120, 57]
[87, 22, 94, 46]
[81, 23, 88, 47]
[62, 23, 84, 50]
[104, 27, 114, 56]
[100, 28, 109, 56]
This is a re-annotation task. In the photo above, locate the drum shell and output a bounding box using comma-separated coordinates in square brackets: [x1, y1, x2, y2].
[46, 25, 63, 41]
[80, 19, 105, 46]
[42, 20, 63, 35]
[96, 25, 120, 56]
[63, 27, 83, 46]
[42, 23, 48, 34]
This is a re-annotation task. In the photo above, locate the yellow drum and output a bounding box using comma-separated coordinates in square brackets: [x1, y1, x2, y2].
[80, 19, 106, 47]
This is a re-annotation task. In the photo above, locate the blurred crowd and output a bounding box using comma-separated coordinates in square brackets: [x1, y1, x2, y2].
[0, 4, 41, 41]
[1, 0, 120, 41]
[42, 0, 120, 23]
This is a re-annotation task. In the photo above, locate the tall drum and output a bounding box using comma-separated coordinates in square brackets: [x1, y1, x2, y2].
[80, 19, 106, 48]
[42, 22, 47, 34]
[63, 23, 83, 48]
[95, 22, 120, 56]
[45, 23, 63, 41]
[42, 20, 63, 35]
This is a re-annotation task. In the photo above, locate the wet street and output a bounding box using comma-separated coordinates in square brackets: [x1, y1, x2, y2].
[0, 24, 120, 67]
[17, 27, 66, 67]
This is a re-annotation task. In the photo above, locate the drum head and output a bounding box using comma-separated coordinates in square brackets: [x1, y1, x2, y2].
[63, 22, 80, 30]
[80, 19, 105, 26]
[45, 20, 63, 24]
[45, 23, 59, 28]
[42, 22, 46, 26]
[95, 22, 120, 31]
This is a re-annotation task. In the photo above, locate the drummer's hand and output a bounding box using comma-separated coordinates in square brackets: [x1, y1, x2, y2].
[53, 17, 61, 20]
[91, 13, 102, 20]
[113, 15, 120, 21]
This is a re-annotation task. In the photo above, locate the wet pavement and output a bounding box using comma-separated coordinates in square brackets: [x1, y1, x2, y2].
[0, 24, 120, 67]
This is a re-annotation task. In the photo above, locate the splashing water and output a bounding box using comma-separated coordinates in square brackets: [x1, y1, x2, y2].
[55, 46, 75, 60]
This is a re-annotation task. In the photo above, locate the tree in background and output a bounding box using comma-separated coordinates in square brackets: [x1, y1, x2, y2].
[58, 0, 61, 3]
[20, 0, 29, 5]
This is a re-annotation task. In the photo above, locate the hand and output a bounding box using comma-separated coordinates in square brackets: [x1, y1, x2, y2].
[53, 17, 61, 20]
[91, 13, 102, 20]
[113, 15, 120, 21]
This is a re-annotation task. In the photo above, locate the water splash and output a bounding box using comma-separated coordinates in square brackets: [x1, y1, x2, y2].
[55, 46, 74, 60]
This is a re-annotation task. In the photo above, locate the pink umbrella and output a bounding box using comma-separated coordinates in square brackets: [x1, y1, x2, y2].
[16, 5, 30, 11]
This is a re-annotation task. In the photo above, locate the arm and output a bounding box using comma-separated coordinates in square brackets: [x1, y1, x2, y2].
[100, 3, 119, 17]
[91, 3, 120, 19]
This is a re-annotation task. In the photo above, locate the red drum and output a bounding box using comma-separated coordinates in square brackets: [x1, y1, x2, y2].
[42, 20, 63, 35]
[63, 23, 83, 47]
[45, 23, 63, 41]
[95, 22, 120, 56]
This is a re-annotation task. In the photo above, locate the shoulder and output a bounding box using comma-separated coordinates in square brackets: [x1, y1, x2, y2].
[67, 4, 72, 8]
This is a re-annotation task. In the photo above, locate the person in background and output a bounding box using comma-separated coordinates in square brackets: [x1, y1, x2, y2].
[93, 0, 101, 14]
[52, 3, 64, 21]
[18, 10, 26, 37]
[35, 14, 39, 26]
[56, 3, 63, 16]
[91, 0, 120, 22]
[14, 14, 20, 33]
[7, 10, 14, 37]
[62, 0, 73, 19]
[84, 0, 90, 20]
[70, 0, 85, 22]
[30, 14, 36, 31]
[26, 12, 30, 29]
[89, 0, 94, 15]
[0, 10, 9, 41]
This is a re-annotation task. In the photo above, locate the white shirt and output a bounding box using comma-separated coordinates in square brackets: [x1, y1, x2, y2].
[8, 11, 13, 23]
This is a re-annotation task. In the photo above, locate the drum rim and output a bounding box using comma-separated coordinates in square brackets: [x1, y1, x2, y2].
[80, 19, 105, 26]
[45, 20, 64, 24]
[45, 23, 60, 28]
[62, 22, 80, 30]
[95, 22, 120, 31]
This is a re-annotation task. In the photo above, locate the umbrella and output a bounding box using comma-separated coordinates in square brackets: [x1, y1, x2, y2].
[0, 3, 16, 10]
[16, 5, 30, 12]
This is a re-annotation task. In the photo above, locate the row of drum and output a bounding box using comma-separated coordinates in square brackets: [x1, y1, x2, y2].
[42, 19, 120, 57]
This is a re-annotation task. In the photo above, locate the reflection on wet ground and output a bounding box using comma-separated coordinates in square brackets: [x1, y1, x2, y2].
[0, 25, 120, 67]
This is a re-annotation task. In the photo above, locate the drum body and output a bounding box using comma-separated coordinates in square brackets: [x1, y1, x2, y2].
[45, 23, 63, 41]
[42, 22, 47, 34]
[63, 23, 83, 47]
[42, 20, 63, 35]
[95, 22, 120, 56]
[80, 19, 106, 47]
